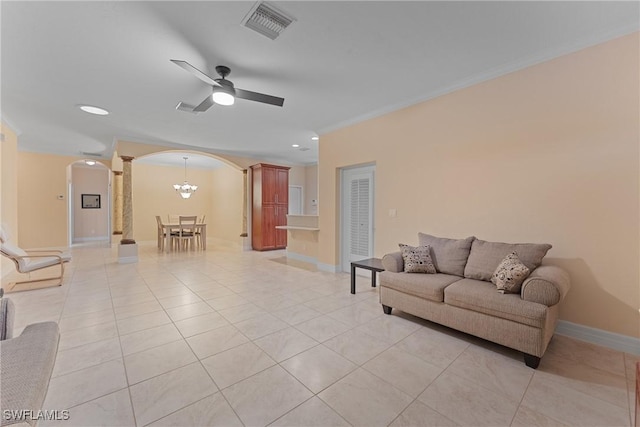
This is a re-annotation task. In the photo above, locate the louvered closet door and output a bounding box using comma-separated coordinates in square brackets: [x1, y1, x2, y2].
[341, 166, 375, 271]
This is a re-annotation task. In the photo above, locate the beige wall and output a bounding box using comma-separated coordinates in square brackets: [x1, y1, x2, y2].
[72, 164, 110, 241]
[289, 165, 306, 188]
[132, 162, 215, 242]
[285, 215, 319, 260]
[17, 152, 86, 248]
[318, 33, 639, 338]
[210, 167, 243, 245]
[1, 123, 18, 239]
[1, 123, 19, 277]
[305, 165, 318, 215]
[288, 165, 319, 215]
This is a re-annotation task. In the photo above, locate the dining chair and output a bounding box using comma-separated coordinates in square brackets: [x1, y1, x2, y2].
[195, 215, 206, 249]
[155, 216, 166, 251]
[174, 216, 197, 251]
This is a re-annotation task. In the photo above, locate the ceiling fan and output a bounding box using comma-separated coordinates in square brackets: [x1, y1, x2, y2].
[171, 59, 285, 113]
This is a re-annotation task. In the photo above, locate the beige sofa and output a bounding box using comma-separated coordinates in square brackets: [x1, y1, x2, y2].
[0, 294, 60, 427]
[379, 233, 570, 368]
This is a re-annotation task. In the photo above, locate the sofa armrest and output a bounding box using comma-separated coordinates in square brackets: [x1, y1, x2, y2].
[382, 252, 404, 273]
[0, 322, 59, 427]
[521, 265, 571, 306]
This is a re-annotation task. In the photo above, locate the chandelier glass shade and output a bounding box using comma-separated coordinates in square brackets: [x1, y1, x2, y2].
[174, 157, 198, 199]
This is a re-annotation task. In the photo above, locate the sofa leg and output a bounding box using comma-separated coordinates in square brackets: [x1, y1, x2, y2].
[524, 354, 541, 369]
[382, 305, 392, 315]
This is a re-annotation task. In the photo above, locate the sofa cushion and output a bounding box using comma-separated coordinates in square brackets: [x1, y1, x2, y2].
[380, 271, 462, 302]
[399, 244, 436, 274]
[0, 296, 15, 341]
[417, 233, 475, 276]
[492, 252, 530, 294]
[444, 278, 547, 328]
[464, 239, 551, 281]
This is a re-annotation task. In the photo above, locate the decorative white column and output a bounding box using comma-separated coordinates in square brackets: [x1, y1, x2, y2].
[118, 156, 138, 263]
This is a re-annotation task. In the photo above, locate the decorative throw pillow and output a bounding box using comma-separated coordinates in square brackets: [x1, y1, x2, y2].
[399, 244, 436, 274]
[492, 252, 530, 294]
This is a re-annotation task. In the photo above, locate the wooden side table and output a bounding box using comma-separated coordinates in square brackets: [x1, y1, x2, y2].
[350, 258, 384, 294]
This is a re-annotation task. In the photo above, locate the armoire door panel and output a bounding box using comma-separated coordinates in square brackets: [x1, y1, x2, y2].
[262, 167, 277, 204]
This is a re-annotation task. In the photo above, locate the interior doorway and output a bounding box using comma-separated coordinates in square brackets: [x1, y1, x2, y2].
[340, 164, 375, 272]
[288, 185, 303, 215]
[68, 161, 111, 245]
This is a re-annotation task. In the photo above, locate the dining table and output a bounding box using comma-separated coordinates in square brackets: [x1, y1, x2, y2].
[161, 222, 206, 253]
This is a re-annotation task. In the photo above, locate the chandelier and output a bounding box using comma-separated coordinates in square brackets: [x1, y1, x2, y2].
[173, 157, 198, 199]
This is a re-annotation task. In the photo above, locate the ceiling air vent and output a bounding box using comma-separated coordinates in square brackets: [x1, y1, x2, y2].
[81, 151, 103, 157]
[242, 2, 295, 40]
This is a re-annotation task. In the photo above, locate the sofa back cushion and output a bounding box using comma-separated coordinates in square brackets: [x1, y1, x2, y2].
[464, 239, 552, 281]
[417, 233, 475, 276]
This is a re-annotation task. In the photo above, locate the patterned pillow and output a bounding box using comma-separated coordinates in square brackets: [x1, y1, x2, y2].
[399, 244, 436, 274]
[492, 252, 530, 294]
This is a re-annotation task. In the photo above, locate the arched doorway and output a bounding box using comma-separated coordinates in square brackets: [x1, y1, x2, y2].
[67, 160, 111, 245]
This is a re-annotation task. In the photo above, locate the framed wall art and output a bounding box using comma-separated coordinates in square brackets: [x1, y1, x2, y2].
[81, 194, 101, 209]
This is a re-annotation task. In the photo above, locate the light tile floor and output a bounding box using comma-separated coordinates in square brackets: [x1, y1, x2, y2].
[3, 242, 637, 427]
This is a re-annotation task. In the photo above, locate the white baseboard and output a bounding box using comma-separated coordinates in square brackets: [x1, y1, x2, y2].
[73, 236, 109, 243]
[317, 262, 340, 273]
[285, 251, 317, 265]
[556, 320, 640, 355]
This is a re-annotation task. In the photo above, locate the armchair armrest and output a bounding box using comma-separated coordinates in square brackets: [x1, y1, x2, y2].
[382, 252, 404, 273]
[521, 265, 571, 306]
[15, 254, 64, 261]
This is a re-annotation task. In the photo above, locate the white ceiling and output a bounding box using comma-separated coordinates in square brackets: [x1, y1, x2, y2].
[2, 1, 638, 167]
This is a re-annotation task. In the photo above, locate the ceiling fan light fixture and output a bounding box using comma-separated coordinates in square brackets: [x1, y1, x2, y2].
[212, 85, 236, 106]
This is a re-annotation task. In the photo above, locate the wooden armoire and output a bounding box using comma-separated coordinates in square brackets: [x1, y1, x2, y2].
[251, 163, 290, 251]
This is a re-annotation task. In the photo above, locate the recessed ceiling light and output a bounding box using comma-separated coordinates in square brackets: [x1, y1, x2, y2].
[85, 160, 96, 166]
[79, 105, 109, 115]
[292, 144, 300, 148]
[311, 136, 319, 141]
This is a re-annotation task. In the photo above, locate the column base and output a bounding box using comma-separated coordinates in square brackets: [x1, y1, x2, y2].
[118, 242, 139, 264]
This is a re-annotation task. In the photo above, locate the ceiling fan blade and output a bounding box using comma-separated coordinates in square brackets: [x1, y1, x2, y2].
[170, 59, 221, 87]
[236, 88, 285, 107]
[175, 102, 199, 114]
[193, 94, 214, 112]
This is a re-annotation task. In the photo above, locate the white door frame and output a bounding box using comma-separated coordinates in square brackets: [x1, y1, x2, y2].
[68, 162, 112, 246]
[340, 164, 375, 273]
